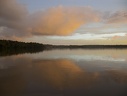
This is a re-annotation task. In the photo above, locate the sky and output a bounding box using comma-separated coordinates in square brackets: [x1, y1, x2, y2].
[0, 0, 127, 45]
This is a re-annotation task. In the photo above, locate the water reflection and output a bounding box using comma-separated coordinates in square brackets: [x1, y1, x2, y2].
[108, 70, 127, 84]
[27, 49, 127, 62]
[0, 49, 127, 96]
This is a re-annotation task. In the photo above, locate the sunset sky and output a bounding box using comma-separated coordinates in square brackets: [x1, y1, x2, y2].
[0, 0, 127, 45]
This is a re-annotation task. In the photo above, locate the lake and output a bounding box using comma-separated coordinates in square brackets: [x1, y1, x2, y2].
[0, 49, 127, 96]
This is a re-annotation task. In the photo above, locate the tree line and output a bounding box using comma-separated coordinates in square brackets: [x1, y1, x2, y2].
[0, 40, 45, 56]
[51, 45, 127, 49]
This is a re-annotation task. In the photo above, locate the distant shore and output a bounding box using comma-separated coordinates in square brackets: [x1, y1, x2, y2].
[0, 40, 127, 56]
[45, 45, 127, 49]
[1, 40, 127, 49]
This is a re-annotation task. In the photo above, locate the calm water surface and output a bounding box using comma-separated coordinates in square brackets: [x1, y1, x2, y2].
[0, 49, 127, 96]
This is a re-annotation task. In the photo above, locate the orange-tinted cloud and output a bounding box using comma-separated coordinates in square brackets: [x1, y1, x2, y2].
[28, 6, 100, 36]
[0, 4, 100, 39]
[112, 35, 121, 39]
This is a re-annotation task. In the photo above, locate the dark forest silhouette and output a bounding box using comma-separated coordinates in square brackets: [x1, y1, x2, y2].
[0, 40, 45, 56]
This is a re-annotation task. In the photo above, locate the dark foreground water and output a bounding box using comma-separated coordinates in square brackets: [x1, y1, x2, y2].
[0, 49, 127, 96]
